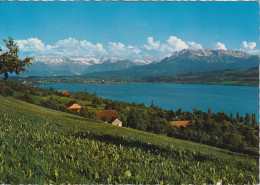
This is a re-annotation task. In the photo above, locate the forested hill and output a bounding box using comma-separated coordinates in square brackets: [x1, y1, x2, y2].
[141, 66, 259, 86]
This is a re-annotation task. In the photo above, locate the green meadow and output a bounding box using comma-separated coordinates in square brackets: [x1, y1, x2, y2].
[0, 95, 258, 184]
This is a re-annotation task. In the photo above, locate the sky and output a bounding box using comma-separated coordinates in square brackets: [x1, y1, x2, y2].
[0, 1, 259, 59]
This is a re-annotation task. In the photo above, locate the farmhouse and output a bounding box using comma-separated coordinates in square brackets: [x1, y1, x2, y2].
[96, 110, 122, 126]
[66, 101, 82, 113]
[169, 120, 194, 128]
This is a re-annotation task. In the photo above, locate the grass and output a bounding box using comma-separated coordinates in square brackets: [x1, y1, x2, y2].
[0, 95, 259, 184]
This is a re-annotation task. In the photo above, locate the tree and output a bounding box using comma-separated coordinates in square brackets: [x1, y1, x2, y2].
[245, 113, 251, 125]
[239, 116, 244, 123]
[167, 109, 176, 120]
[0, 37, 33, 80]
[92, 97, 102, 108]
[208, 107, 211, 117]
[206, 107, 212, 122]
[150, 100, 154, 108]
[176, 108, 182, 116]
[230, 113, 233, 120]
[127, 108, 148, 131]
[236, 112, 240, 122]
[230, 113, 234, 123]
[251, 114, 257, 126]
[101, 115, 108, 122]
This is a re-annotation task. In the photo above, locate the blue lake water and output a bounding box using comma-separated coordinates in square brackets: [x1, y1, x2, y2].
[40, 83, 259, 120]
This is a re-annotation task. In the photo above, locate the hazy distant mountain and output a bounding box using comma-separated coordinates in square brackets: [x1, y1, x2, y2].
[22, 56, 156, 77]
[84, 49, 258, 78]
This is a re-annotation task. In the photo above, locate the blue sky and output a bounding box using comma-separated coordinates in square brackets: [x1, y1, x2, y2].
[0, 1, 258, 59]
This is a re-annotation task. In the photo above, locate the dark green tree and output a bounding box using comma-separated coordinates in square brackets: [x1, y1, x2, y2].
[239, 116, 244, 123]
[251, 114, 257, 126]
[101, 115, 108, 122]
[176, 108, 182, 116]
[167, 109, 176, 120]
[206, 107, 212, 122]
[230, 113, 234, 123]
[127, 108, 148, 131]
[230, 113, 233, 120]
[150, 100, 154, 108]
[236, 112, 239, 120]
[0, 37, 33, 80]
[208, 107, 212, 118]
[92, 97, 102, 107]
[245, 113, 251, 125]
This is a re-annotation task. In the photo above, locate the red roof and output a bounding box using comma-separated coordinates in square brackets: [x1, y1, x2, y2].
[58, 90, 71, 96]
[169, 121, 193, 128]
[96, 110, 120, 123]
[66, 101, 79, 108]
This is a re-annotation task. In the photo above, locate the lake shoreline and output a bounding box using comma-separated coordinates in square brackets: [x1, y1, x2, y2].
[40, 83, 259, 121]
[34, 81, 258, 87]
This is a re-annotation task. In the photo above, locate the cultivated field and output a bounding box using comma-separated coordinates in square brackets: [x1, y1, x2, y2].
[0, 96, 258, 184]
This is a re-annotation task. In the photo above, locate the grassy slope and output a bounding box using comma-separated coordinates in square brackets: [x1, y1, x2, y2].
[0, 96, 258, 184]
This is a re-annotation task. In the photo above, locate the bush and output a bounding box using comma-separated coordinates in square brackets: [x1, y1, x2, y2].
[1, 86, 14, 97]
[167, 126, 179, 137]
[14, 93, 35, 104]
[79, 109, 98, 119]
[23, 93, 35, 104]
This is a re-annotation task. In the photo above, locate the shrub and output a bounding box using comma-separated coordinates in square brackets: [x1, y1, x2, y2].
[79, 109, 98, 119]
[14, 93, 35, 104]
[1, 86, 14, 97]
[23, 92, 35, 104]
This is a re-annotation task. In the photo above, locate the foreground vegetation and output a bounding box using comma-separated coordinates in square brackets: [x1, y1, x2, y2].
[0, 95, 259, 184]
[0, 80, 258, 156]
[10, 66, 259, 86]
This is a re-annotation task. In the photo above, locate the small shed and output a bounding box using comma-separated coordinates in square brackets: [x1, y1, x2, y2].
[111, 118, 122, 127]
[66, 101, 82, 113]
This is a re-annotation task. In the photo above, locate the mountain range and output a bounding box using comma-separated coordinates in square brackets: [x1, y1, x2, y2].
[20, 49, 258, 77]
[84, 49, 259, 78]
[21, 56, 157, 77]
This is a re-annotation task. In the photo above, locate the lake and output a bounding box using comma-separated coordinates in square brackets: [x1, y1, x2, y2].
[40, 83, 259, 120]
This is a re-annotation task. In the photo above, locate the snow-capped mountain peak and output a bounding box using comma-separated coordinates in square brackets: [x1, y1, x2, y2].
[28, 56, 159, 77]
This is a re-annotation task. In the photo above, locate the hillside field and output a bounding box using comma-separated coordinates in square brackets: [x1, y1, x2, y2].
[0, 95, 259, 184]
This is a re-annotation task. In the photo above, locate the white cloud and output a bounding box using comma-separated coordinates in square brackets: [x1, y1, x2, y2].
[18, 36, 260, 60]
[241, 41, 258, 55]
[143, 36, 202, 58]
[165, 36, 189, 51]
[15, 37, 107, 57]
[144, 37, 160, 50]
[108, 42, 141, 58]
[214, 42, 227, 50]
[16, 38, 46, 53]
[242, 41, 256, 50]
[187, 41, 203, 49]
